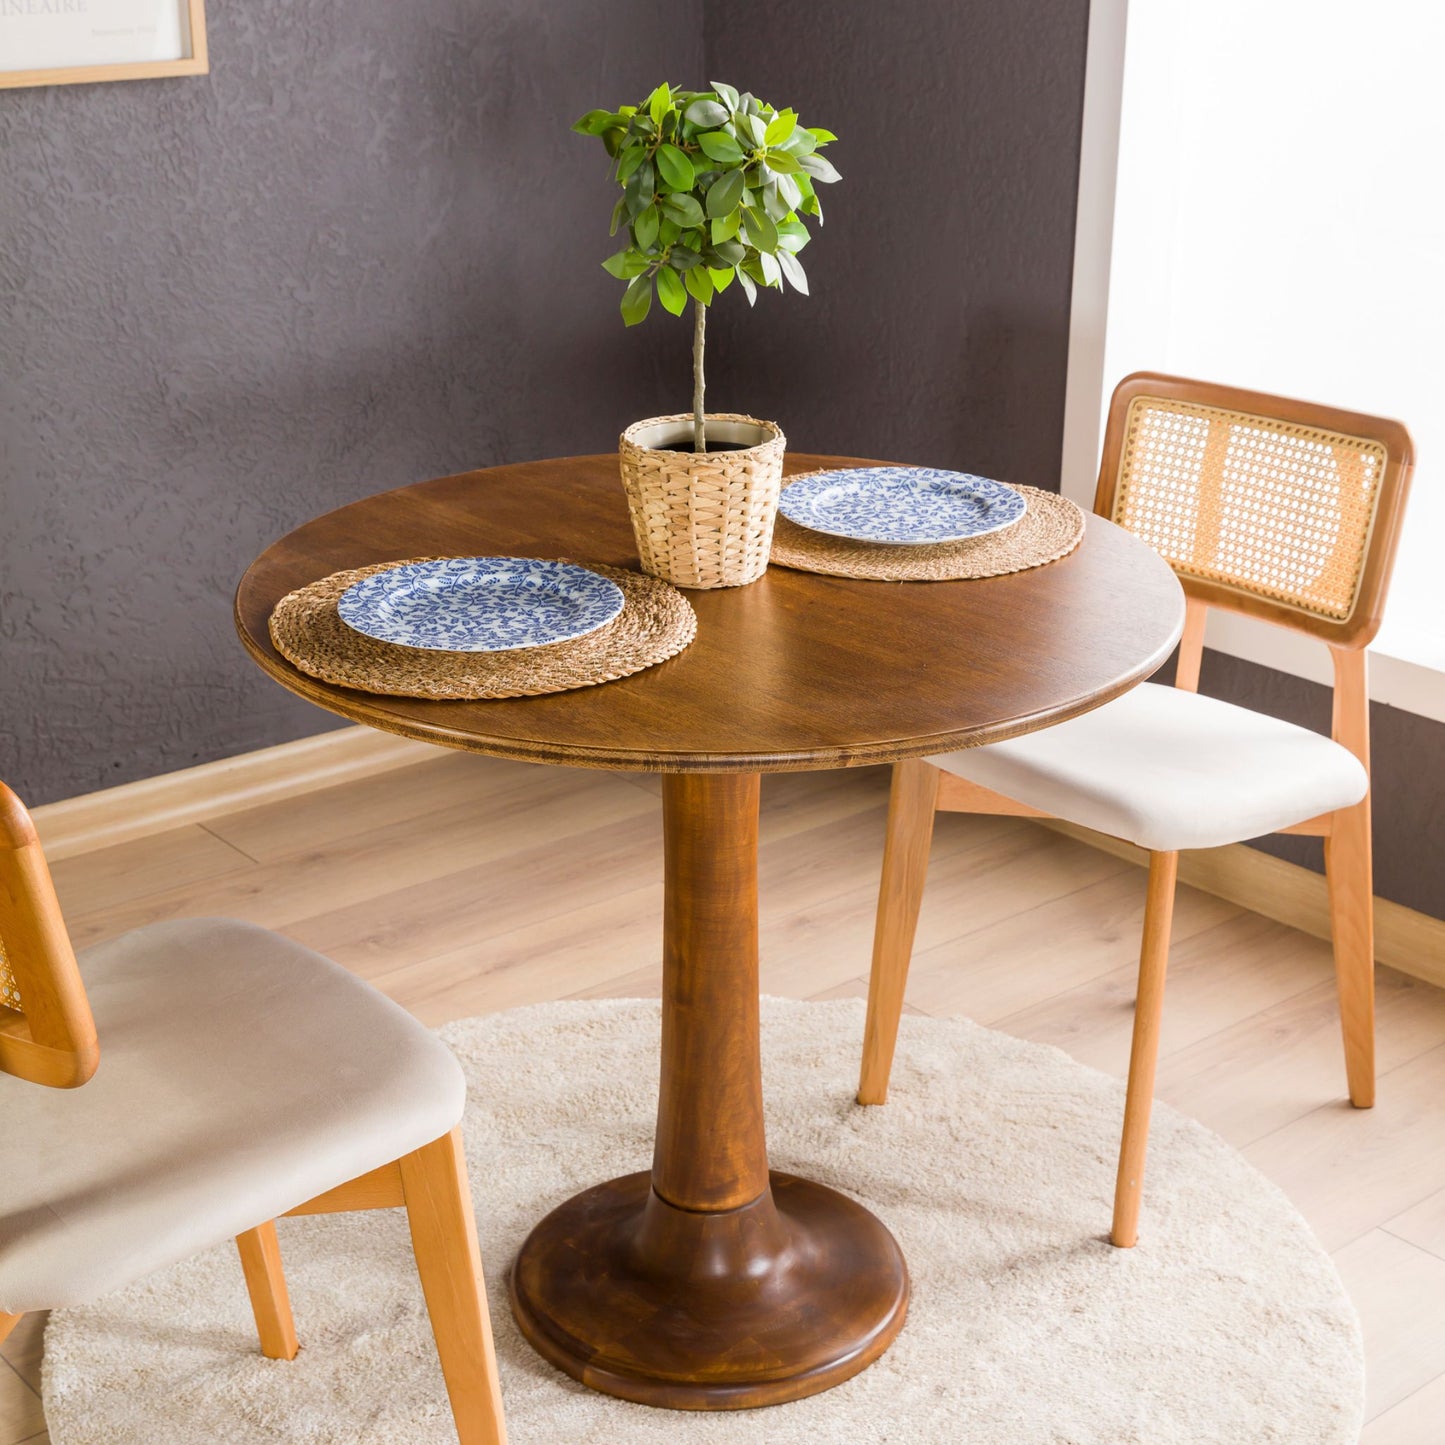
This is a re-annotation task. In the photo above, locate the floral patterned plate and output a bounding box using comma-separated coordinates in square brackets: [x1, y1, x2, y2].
[778, 467, 1027, 545]
[336, 557, 626, 652]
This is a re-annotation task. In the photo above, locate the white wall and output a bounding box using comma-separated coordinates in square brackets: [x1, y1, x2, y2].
[1096, 0, 1445, 696]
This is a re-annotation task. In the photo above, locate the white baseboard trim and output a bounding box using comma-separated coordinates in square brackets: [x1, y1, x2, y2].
[31, 726, 436, 861]
[1044, 820, 1445, 993]
[29, 727, 1445, 993]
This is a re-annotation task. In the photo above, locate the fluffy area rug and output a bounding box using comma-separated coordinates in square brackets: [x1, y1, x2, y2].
[43, 998, 1362, 1443]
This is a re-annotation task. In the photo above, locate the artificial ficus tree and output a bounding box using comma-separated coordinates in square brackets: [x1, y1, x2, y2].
[574, 81, 841, 453]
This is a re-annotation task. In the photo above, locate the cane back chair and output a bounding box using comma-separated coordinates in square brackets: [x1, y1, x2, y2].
[0, 780, 507, 1442]
[857, 372, 1414, 1247]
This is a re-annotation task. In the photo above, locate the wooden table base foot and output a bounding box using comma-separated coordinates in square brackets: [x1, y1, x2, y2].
[509, 1169, 909, 1411]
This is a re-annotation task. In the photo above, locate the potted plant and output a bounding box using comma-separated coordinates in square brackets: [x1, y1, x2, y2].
[574, 81, 841, 588]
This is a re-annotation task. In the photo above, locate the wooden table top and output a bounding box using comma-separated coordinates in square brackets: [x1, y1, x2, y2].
[234, 453, 1185, 773]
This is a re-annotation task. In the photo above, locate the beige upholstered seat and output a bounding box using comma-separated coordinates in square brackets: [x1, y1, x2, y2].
[0, 779, 507, 1442]
[928, 681, 1368, 853]
[0, 918, 465, 1313]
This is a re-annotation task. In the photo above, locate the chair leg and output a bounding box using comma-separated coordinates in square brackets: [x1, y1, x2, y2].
[858, 759, 941, 1105]
[400, 1128, 507, 1445]
[0, 1311, 22, 1347]
[236, 1221, 299, 1360]
[1111, 850, 1179, 1248]
[1326, 799, 1376, 1108]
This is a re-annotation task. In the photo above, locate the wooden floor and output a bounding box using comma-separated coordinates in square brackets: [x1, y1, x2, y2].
[6, 754, 1445, 1443]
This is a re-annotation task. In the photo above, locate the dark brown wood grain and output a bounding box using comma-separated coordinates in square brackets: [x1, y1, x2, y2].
[509, 772, 908, 1410]
[234, 453, 1186, 772]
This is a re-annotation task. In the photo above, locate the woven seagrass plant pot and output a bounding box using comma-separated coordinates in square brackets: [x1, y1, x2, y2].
[619, 413, 787, 589]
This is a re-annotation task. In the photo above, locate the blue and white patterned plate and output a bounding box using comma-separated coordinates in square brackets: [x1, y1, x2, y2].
[778, 467, 1027, 545]
[337, 558, 626, 652]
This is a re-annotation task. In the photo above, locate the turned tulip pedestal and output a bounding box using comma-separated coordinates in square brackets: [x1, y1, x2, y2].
[509, 773, 909, 1409]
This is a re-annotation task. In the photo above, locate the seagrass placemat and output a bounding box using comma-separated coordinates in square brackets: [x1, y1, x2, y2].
[269, 559, 696, 699]
[768, 481, 1085, 581]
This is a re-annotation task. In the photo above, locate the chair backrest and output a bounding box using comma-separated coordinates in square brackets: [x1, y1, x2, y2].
[0, 781, 98, 1088]
[1095, 373, 1414, 650]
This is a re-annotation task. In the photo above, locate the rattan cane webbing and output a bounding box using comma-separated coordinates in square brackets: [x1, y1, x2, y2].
[768, 482, 1084, 581]
[1114, 397, 1386, 623]
[269, 559, 696, 700]
[0, 935, 21, 1013]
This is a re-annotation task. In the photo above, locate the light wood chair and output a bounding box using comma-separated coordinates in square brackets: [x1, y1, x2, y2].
[857, 372, 1414, 1247]
[0, 780, 507, 1443]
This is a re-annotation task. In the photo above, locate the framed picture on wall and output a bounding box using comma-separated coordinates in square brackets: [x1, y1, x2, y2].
[0, 0, 207, 90]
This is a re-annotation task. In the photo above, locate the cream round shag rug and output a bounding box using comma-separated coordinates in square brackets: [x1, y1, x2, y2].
[43, 999, 1363, 1444]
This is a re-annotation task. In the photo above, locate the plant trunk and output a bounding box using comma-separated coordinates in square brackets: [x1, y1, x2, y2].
[692, 299, 707, 454]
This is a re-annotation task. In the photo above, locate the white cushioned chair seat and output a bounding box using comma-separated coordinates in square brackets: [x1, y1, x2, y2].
[0, 918, 465, 1313]
[929, 682, 1368, 853]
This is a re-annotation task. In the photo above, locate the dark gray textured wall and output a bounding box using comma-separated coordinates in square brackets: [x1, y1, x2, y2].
[0, 0, 699, 800]
[703, 0, 1091, 484]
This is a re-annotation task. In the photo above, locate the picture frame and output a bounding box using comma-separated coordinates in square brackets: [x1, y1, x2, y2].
[0, 0, 207, 90]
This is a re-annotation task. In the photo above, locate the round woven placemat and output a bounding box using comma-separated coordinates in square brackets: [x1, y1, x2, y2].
[268, 559, 696, 699]
[769, 480, 1086, 581]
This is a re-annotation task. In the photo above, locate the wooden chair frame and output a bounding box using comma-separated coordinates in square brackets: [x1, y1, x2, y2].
[858, 373, 1414, 1248]
[0, 782, 507, 1443]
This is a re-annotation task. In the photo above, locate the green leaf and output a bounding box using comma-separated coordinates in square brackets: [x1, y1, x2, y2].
[685, 98, 730, 128]
[736, 111, 767, 148]
[621, 273, 652, 326]
[778, 249, 808, 294]
[660, 192, 705, 228]
[655, 265, 687, 316]
[633, 205, 660, 250]
[647, 83, 672, 126]
[669, 244, 702, 268]
[658, 216, 681, 246]
[775, 171, 803, 211]
[800, 152, 842, 184]
[683, 266, 715, 304]
[779, 127, 816, 157]
[609, 196, 627, 237]
[741, 206, 779, 254]
[655, 144, 694, 191]
[602, 248, 649, 278]
[710, 238, 745, 265]
[807, 126, 838, 143]
[757, 250, 782, 288]
[710, 80, 740, 109]
[777, 216, 810, 251]
[616, 144, 646, 183]
[697, 130, 745, 165]
[711, 211, 741, 243]
[625, 161, 654, 213]
[764, 109, 797, 146]
[800, 191, 822, 220]
[759, 183, 791, 222]
[736, 266, 757, 306]
[763, 148, 800, 174]
[705, 168, 746, 218]
[572, 109, 616, 136]
[708, 266, 735, 292]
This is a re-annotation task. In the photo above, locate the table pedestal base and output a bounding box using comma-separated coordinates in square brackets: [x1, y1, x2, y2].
[510, 1169, 909, 1411]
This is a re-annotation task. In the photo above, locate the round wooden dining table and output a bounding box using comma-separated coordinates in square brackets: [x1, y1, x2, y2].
[235, 452, 1184, 1412]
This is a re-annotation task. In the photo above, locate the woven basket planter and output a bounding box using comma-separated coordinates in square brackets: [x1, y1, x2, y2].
[618, 413, 787, 589]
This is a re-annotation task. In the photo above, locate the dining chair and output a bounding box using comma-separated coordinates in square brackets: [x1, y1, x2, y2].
[0, 780, 507, 1443]
[857, 372, 1414, 1247]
